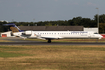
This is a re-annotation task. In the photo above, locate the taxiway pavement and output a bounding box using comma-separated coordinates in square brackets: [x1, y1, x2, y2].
[0, 37, 105, 45]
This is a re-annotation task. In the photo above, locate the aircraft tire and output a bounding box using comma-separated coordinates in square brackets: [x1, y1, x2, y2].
[48, 39, 51, 43]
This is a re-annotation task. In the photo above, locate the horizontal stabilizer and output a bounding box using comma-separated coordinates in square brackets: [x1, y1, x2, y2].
[3, 23, 16, 27]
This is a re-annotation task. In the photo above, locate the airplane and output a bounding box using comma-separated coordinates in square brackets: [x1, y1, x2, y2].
[3, 23, 103, 43]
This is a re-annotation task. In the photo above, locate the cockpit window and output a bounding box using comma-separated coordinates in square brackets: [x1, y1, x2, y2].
[94, 33, 98, 34]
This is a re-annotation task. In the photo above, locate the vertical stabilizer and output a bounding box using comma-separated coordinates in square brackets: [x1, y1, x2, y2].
[3, 23, 22, 33]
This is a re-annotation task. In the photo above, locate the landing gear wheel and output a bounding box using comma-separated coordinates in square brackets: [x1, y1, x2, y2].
[48, 39, 51, 43]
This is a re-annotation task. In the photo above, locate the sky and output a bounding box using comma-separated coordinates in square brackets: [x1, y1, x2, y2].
[0, 0, 105, 22]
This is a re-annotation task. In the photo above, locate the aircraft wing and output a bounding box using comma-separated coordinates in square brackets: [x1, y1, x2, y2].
[37, 35, 62, 40]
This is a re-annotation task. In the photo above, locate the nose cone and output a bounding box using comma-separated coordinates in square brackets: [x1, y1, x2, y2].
[99, 35, 103, 39]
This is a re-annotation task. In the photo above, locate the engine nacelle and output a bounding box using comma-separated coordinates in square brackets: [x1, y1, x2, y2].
[24, 31, 32, 35]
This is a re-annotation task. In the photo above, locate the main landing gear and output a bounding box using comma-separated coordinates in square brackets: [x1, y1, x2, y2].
[47, 39, 51, 43]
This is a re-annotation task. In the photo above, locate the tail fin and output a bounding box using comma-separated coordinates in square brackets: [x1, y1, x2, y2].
[3, 23, 23, 33]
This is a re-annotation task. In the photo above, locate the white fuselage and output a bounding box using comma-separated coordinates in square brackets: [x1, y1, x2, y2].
[13, 31, 103, 39]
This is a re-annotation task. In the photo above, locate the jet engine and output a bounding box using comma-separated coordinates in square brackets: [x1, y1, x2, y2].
[23, 31, 32, 35]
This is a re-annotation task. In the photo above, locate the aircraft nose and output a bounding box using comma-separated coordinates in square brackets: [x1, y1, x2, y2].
[101, 35, 103, 38]
[99, 35, 103, 39]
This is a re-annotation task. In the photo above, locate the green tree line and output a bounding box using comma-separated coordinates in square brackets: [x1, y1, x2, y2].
[0, 14, 105, 33]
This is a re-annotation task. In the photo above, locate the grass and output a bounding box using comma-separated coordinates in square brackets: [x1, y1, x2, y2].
[0, 52, 29, 58]
[0, 46, 30, 58]
[0, 45, 105, 70]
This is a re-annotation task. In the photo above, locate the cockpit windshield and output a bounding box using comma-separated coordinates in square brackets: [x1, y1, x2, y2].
[94, 33, 98, 34]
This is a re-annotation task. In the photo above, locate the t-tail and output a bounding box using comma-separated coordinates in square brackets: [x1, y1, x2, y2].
[3, 23, 23, 33]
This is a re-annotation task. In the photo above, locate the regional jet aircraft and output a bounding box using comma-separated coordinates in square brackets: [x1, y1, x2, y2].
[4, 23, 103, 43]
